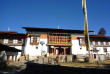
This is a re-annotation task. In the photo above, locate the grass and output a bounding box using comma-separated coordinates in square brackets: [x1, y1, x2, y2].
[54, 59, 110, 68]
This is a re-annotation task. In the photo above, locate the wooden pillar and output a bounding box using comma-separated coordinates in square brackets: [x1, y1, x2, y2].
[70, 47, 71, 55]
[61, 47, 68, 55]
[54, 48, 56, 55]
[54, 47, 59, 55]
[12, 55, 14, 63]
[7, 55, 10, 64]
[15, 55, 17, 62]
[64, 48, 66, 55]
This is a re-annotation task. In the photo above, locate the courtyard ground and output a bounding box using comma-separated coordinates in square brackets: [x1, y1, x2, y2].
[0, 62, 26, 74]
[1, 59, 110, 74]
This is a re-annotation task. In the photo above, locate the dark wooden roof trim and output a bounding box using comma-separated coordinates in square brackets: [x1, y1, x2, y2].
[90, 35, 110, 38]
[0, 43, 22, 52]
[22, 27, 94, 33]
[0, 31, 27, 38]
[0, 31, 26, 35]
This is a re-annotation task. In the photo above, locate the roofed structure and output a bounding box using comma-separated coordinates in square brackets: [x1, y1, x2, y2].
[0, 43, 21, 52]
[22, 27, 94, 33]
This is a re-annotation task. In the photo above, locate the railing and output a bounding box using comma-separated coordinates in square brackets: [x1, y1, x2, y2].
[30, 42, 39, 45]
[2, 41, 23, 46]
[48, 41, 71, 44]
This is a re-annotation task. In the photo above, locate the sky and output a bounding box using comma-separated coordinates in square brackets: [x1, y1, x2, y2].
[0, 0, 110, 36]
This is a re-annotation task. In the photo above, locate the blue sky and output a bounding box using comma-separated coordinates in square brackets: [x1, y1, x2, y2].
[0, 0, 110, 35]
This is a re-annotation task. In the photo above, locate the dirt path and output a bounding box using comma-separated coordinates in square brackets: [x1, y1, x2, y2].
[0, 62, 26, 74]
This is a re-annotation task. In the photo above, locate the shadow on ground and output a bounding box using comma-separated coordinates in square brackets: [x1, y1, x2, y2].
[0, 62, 26, 74]
[1, 61, 110, 74]
[17, 62, 110, 74]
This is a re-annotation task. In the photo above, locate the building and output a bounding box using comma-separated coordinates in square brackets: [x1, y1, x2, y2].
[89, 35, 110, 54]
[0, 43, 22, 63]
[1, 28, 110, 62]
[0, 31, 26, 62]
[79, 35, 110, 54]
[23, 27, 95, 58]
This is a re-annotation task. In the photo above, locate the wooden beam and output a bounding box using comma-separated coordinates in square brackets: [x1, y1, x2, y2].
[64, 48, 66, 55]
[61, 47, 68, 49]
[54, 48, 56, 55]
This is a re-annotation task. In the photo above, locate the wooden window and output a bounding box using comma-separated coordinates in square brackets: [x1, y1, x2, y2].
[4, 39, 8, 44]
[48, 33, 71, 43]
[37, 37, 40, 42]
[31, 37, 33, 42]
[80, 39, 82, 44]
[33, 36, 37, 43]
[103, 48, 107, 52]
[30, 36, 38, 43]
[79, 38, 85, 44]
[13, 39, 18, 44]
[30, 36, 39, 45]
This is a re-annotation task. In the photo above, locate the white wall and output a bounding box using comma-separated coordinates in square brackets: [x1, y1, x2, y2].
[91, 47, 110, 55]
[107, 47, 110, 54]
[72, 39, 87, 55]
[71, 39, 79, 55]
[24, 38, 40, 56]
[40, 38, 48, 55]
[24, 37, 48, 56]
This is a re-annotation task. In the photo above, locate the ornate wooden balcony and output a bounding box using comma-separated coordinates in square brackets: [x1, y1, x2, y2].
[47, 41, 72, 46]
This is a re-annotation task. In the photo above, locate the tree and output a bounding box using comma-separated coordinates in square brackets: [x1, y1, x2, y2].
[98, 28, 106, 35]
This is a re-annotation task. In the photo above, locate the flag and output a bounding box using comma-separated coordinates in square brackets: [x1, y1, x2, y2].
[82, 0, 90, 51]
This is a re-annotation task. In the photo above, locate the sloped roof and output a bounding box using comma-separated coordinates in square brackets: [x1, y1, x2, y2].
[90, 35, 110, 38]
[0, 31, 26, 38]
[0, 31, 26, 35]
[0, 43, 21, 52]
[89, 35, 110, 40]
[22, 27, 94, 33]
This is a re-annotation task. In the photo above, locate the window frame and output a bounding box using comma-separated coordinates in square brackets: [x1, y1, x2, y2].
[4, 39, 8, 44]
[13, 39, 18, 44]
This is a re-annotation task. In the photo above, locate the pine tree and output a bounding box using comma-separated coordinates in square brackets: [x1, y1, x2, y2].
[98, 28, 106, 35]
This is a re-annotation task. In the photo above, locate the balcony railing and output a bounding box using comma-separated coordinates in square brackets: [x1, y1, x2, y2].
[2, 41, 23, 46]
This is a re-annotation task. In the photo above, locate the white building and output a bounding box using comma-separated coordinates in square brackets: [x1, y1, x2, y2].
[23, 27, 110, 60]
[0, 31, 26, 63]
[23, 27, 94, 57]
